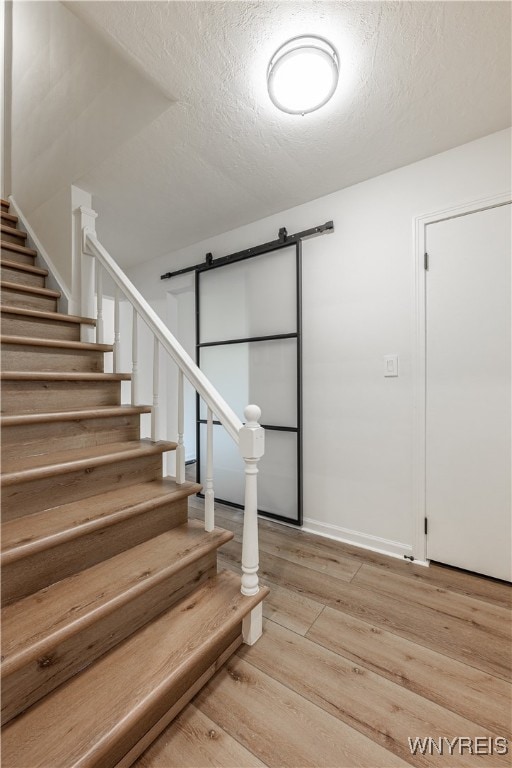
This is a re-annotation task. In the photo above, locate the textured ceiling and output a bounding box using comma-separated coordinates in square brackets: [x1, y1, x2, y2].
[67, 0, 511, 267]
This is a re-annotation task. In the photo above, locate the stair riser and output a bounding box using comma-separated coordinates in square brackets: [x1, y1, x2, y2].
[1, 202, 9, 211]
[1, 229, 26, 245]
[0, 313, 81, 341]
[2, 414, 142, 461]
[1, 344, 105, 373]
[1, 286, 57, 312]
[2, 498, 189, 604]
[1, 214, 17, 227]
[0, 246, 36, 266]
[1, 379, 123, 414]
[1, 265, 45, 288]
[1, 453, 164, 520]
[1, 555, 217, 726]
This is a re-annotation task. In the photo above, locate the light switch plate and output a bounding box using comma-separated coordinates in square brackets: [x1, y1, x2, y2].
[384, 354, 398, 377]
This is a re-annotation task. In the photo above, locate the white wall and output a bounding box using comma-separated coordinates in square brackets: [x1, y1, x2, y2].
[1, 0, 12, 198]
[127, 129, 511, 558]
[9, 0, 170, 290]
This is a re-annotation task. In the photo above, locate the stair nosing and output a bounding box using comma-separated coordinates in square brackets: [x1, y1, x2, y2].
[1, 224, 26, 239]
[1, 526, 235, 677]
[4, 571, 269, 768]
[1, 335, 113, 352]
[1, 405, 152, 427]
[1, 280, 60, 298]
[1, 440, 177, 486]
[1, 480, 203, 564]
[79, 576, 266, 768]
[1, 573, 268, 768]
[0, 305, 96, 325]
[0, 240, 37, 256]
[1, 371, 131, 381]
[0, 259, 48, 276]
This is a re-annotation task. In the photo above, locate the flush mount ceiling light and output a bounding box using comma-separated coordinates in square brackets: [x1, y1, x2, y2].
[267, 35, 339, 115]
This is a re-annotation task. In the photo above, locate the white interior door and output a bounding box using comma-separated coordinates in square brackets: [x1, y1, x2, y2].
[426, 203, 511, 581]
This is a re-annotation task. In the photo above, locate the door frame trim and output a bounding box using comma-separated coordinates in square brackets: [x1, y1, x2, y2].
[412, 190, 511, 563]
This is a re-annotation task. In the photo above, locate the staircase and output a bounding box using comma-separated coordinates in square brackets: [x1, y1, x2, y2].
[0, 198, 268, 767]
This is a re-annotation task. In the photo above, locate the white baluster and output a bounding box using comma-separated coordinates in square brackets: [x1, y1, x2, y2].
[77, 205, 98, 342]
[131, 309, 138, 406]
[151, 337, 160, 442]
[95, 264, 104, 344]
[176, 370, 186, 484]
[113, 287, 120, 372]
[239, 404, 265, 645]
[205, 407, 215, 531]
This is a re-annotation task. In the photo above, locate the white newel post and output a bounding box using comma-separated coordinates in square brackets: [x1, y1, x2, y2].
[95, 264, 104, 344]
[176, 370, 186, 484]
[151, 338, 160, 442]
[78, 206, 98, 343]
[205, 407, 215, 532]
[239, 404, 265, 645]
[131, 309, 139, 405]
[113, 287, 121, 372]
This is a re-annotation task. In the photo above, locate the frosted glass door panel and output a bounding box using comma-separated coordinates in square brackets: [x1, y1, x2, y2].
[258, 430, 298, 520]
[199, 339, 297, 426]
[199, 246, 296, 343]
[198, 345, 250, 422]
[199, 424, 245, 506]
[199, 426, 298, 519]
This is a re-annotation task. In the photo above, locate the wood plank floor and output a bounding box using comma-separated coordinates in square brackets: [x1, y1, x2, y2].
[136, 493, 512, 768]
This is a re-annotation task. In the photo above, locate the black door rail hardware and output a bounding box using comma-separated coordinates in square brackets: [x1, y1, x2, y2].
[160, 221, 334, 280]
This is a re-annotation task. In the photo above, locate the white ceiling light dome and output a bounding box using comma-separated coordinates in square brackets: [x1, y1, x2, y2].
[267, 35, 339, 115]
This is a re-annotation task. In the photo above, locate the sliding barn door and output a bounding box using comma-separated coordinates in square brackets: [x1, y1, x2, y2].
[196, 244, 302, 524]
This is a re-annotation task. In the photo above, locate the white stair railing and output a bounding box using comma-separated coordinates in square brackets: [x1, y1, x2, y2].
[81, 218, 265, 645]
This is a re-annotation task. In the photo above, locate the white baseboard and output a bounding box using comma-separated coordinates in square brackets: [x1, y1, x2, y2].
[302, 517, 422, 562]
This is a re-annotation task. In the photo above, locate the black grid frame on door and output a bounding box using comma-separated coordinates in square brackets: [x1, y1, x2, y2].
[194, 239, 303, 526]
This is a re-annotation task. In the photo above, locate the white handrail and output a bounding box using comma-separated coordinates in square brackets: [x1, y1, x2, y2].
[82, 225, 265, 645]
[83, 230, 243, 444]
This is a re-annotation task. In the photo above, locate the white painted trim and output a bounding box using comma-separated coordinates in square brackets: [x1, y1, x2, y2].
[412, 190, 512, 562]
[302, 517, 417, 561]
[8, 195, 71, 311]
[78, 205, 98, 221]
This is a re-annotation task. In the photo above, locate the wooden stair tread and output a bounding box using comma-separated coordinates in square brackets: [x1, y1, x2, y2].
[1, 225, 27, 240]
[0, 305, 96, 325]
[1, 478, 202, 562]
[0, 198, 267, 764]
[1, 371, 131, 381]
[1, 404, 152, 427]
[0, 258, 48, 276]
[0, 280, 60, 298]
[0, 240, 37, 257]
[1, 572, 267, 768]
[1, 524, 234, 674]
[0, 334, 113, 352]
[1, 439, 177, 485]
[1, 198, 10, 207]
